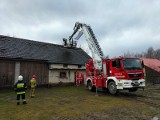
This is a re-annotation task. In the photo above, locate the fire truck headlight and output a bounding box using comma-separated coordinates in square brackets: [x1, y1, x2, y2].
[140, 81, 145, 85]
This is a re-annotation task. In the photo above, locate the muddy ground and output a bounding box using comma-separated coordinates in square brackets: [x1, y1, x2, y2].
[52, 84, 160, 120]
[0, 84, 160, 120]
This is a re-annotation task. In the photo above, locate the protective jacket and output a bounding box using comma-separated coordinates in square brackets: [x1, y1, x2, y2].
[14, 80, 27, 94]
[30, 79, 36, 88]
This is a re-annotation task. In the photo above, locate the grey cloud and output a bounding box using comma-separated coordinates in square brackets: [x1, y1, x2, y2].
[0, 0, 160, 57]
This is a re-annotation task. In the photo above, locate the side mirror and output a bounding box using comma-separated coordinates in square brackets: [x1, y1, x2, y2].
[141, 60, 144, 68]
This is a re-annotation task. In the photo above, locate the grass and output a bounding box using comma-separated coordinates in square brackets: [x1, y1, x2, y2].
[0, 86, 160, 120]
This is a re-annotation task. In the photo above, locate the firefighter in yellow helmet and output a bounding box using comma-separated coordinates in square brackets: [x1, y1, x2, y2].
[14, 75, 27, 105]
[30, 75, 37, 98]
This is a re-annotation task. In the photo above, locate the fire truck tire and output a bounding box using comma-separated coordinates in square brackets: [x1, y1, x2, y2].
[108, 81, 118, 95]
[87, 81, 95, 92]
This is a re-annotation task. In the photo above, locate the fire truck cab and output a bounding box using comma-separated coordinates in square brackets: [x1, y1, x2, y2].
[86, 57, 145, 94]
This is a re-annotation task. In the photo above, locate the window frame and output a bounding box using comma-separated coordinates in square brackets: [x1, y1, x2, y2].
[63, 64, 68, 68]
[112, 59, 121, 68]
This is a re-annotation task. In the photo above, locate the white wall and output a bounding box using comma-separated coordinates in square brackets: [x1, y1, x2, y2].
[49, 64, 85, 69]
[49, 70, 73, 83]
[50, 64, 63, 69]
[49, 64, 86, 84]
[49, 65, 86, 84]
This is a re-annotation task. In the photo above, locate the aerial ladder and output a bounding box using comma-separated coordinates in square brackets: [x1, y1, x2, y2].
[63, 22, 104, 71]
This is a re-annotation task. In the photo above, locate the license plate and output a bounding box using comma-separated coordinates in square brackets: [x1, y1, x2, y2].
[134, 82, 140, 86]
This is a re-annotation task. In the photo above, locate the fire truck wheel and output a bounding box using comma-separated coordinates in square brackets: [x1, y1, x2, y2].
[108, 81, 118, 95]
[87, 81, 95, 92]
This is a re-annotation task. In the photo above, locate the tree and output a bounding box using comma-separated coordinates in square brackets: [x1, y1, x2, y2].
[121, 47, 160, 59]
[145, 47, 155, 58]
[155, 49, 160, 59]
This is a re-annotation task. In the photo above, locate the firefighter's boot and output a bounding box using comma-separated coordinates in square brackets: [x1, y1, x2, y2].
[23, 101, 27, 104]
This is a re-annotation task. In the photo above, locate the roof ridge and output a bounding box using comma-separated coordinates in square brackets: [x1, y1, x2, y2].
[0, 35, 62, 47]
[0, 34, 83, 49]
[141, 58, 160, 61]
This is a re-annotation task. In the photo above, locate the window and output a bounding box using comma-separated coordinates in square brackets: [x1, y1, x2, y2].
[112, 59, 121, 68]
[63, 64, 68, 68]
[122, 58, 143, 70]
[78, 65, 82, 68]
[60, 72, 67, 78]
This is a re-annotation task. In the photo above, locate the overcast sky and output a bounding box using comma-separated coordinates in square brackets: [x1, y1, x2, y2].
[0, 0, 160, 58]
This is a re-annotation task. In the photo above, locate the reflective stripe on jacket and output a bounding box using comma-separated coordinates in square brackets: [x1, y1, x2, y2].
[14, 80, 27, 94]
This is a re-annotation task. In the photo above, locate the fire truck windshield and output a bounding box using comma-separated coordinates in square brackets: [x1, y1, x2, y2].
[122, 58, 143, 70]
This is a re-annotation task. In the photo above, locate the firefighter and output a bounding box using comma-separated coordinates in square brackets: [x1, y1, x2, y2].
[30, 75, 37, 98]
[14, 75, 27, 105]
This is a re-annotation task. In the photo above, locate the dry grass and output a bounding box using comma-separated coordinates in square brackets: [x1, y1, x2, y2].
[0, 85, 160, 120]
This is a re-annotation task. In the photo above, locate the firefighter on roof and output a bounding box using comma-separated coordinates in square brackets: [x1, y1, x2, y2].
[30, 75, 37, 98]
[14, 75, 27, 105]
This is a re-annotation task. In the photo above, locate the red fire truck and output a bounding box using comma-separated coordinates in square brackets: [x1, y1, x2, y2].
[63, 22, 145, 94]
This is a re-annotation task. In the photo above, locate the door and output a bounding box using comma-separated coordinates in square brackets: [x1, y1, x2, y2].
[0, 60, 15, 88]
[110, 59, 124, 79]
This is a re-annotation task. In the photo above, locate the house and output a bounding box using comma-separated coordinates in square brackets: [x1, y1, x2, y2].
[142, 58, 160, 84]
[0, 35, 90, 88]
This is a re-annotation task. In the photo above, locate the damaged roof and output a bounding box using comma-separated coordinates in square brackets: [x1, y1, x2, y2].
[0, 35, 91, 65]
[142, 58, 160, 73]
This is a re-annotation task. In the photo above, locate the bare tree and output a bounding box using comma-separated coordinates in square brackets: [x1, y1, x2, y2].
[155, 48, 160, 59]
[121, 47, 160, 59]
[123, 51, 135, 57]
[145, 47, 155, 58]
